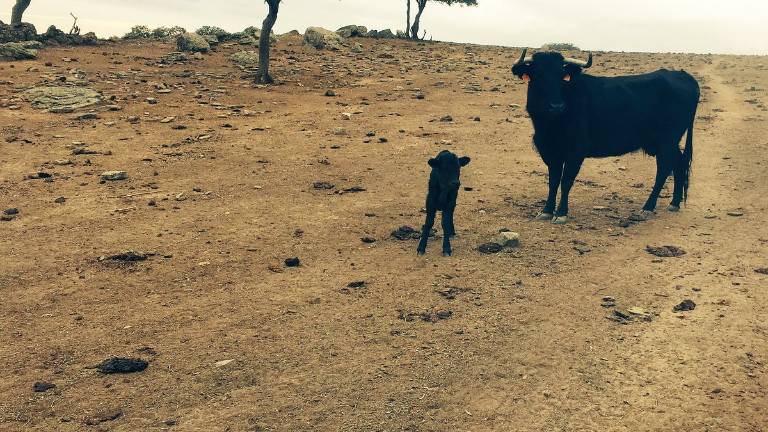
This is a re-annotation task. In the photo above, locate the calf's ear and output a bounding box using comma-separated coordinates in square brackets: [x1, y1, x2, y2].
[459, 156, 471, 166]
[428, 158, 439, 167]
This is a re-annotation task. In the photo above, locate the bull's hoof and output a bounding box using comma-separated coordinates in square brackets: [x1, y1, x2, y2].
[667, 204, 680, 212]
[551, 215, 568, 225]
[629, 210, 654, 221]
[417, 250, 426, 256]
[442, 251, 452, 257]
[535, 212, 554, 221]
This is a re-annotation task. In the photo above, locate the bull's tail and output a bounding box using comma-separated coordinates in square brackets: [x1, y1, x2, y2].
[680, 107, 696, 203]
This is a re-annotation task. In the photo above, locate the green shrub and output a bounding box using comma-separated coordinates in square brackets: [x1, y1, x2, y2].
[123, 25, 152, 39]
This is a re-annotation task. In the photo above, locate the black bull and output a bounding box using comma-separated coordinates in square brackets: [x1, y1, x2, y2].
[512, 50, 701, 224]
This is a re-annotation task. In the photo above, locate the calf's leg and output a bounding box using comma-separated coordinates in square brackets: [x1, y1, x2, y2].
[417, 205, 436, 255]
[441, 210, 453, 256]
[553, 158, 584, 224]
[446, 208, 456, 238]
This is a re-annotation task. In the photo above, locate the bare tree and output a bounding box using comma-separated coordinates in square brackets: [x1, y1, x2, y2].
[11, 0, 32, 26]
[257, 0, 281, 84]
[406, 0, 411, 36]
[411, 0, 477, 40]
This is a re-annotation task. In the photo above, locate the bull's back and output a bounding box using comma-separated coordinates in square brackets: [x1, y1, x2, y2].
[582, 70, 699, 157]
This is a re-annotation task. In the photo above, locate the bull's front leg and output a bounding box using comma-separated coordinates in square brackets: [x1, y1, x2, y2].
[537, 161, 563, 220]
[417, 204, 436, 256]
[553, 158, 584, 224]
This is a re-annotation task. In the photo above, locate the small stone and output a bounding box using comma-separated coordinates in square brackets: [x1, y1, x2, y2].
[214, 359, 234, 367]
[727, 210, 744, 217]
[341, 112, 353, 120]
[440, 115, 453, 122]
[100, 171, 127, 181]
[146, 97, 158, 105]
[673, 299, 696, 312]
[495, 231, 520, 248]
[324, 90, 336, 97]
[33, 382, 56, 392]
[361, 236, 376, 243]
[645, 245, 686, 257]
[284, 257, 301, 267]
[160, 116, 175, 123]
[54, 196, 66, 204]
[3, 208, 19, 216]
[72, 112, 99, 120]
[478, 243, 503, 254]
[96, 357, 148, 374]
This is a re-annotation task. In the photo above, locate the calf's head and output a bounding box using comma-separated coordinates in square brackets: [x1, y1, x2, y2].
[428, 150, 471, 192]
[512, 49, 592, 117]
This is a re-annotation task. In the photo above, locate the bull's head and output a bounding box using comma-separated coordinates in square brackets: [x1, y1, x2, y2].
[512, 49, 592, 117]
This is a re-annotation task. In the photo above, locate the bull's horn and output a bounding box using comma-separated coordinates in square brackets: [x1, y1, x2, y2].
[564, 52, 593, 68]
[515, 48, 532, 65]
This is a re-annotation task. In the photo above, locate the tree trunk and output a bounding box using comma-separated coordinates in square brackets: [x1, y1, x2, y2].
[11, 0, 32, 26]
[406, 0, 411, 36]
[411, 0, 426, 40]
[257, 0, 279, 84]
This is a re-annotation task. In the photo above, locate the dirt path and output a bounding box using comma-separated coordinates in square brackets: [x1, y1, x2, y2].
[0, 40, 766, 431]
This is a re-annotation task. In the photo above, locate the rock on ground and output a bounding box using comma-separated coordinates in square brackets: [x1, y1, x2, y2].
[176, 32, 210, 53]
[23, 86, 103, 113]
[0, 41, 37, 60]
[336, 25, 368, 38]
[96, 357, 148, 374]
[304, 27, 343, 50]
[0, 21, 37, 43]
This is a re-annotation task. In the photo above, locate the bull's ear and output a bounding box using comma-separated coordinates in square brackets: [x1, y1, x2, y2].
[512, 63, 530, 79]
[428, 158, 438, 167]
[459, 156, 471, 167]
[564, 64, 583, 79]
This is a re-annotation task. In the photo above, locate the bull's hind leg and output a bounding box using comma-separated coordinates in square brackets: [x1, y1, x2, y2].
[642, 151, 675, 214]
[669, 150, 686, 212]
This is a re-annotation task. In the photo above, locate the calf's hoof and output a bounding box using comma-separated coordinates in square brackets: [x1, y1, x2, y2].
[667, 204, 680, 212]
[535, 212, 554, 221]
[551, 215, 568, 225]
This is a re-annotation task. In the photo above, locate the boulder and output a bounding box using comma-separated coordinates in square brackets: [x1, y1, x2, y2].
[231, 50, 259, 69]
[23, 86, 103, 113]
[377, 29, 396, 39]
[241, 26, 278, 45]
[159, 52, 189, 64]
[81, 32, 98, 45]
[366, 29, 379, 38]
[41, 25, 69, 44]
[304, 27, 343, 50]
[201, 34, 219, 48]
[176, 32, 210, 53]
[0, 42, 37, 60]
[336, 25, 368, 38]
[350, 42, 363, 53]
[0, 21, 37, 43]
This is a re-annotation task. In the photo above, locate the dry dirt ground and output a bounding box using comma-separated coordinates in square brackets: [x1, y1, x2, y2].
[1, 34, 767, 431]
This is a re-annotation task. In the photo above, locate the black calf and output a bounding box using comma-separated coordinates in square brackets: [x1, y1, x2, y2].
[417, 150, 471, 256]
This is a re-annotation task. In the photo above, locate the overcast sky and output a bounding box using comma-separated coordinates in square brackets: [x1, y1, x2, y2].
[7, 0, 768, 54]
